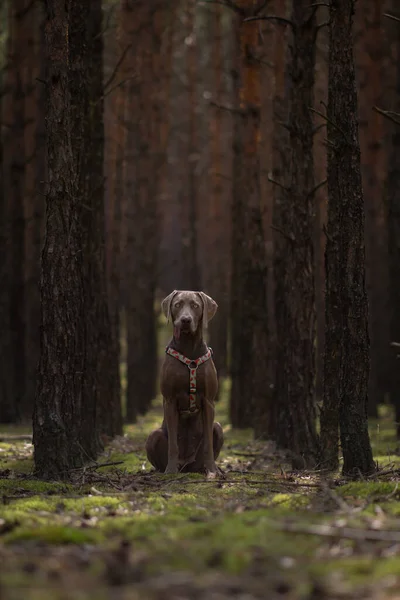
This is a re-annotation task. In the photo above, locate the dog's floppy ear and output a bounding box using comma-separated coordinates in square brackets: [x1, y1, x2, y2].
[197, 292, 218, 330]
[161, 290, 179, 323]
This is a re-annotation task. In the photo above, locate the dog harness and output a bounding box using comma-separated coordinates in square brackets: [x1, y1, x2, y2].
[165, 346, 212, 415]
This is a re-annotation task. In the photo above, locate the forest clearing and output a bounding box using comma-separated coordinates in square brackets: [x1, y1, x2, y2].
[0, 388, 400, 599]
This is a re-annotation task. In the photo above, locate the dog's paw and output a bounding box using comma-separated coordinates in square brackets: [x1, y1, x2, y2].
[206, 470, 217, 480]
[164, 463, 178, 475]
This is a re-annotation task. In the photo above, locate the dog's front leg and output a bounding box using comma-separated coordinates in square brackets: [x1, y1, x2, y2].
[203, 398, 217, 478]
[164, 399, 179, 474]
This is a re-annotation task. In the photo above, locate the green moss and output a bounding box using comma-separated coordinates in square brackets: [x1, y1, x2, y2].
[6, 525, 102, 545]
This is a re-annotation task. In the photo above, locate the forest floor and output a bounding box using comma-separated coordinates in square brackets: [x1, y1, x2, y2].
[0, 388, 400, 599]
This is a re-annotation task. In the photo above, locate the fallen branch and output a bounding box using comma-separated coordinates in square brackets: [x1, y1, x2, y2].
[268, 520, 400, 543]
[0, 435, 32, 442]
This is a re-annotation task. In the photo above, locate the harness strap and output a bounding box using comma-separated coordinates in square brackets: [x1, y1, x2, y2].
[166, 346, 212, 414]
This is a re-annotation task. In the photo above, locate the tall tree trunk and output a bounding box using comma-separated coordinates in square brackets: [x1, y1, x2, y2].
[386, 4, 400, 439]
[322, 0, 375, 476]
[159, 1, 201, 292]
[0, 2, 17, 423]
[314, 7, 329, 404]
[208, 6, 233, 381]
[269, 2, 291, 440]
[1, 1, 28, 422]
[23, 1, 45, 422]
[34, 0, 120, 478]
[272, 1, 319, 467]
[355, 0, 389, 417]
[230, 2, 269, 429]
[86, 0, 122, 440]
[124, 0, 166, 421]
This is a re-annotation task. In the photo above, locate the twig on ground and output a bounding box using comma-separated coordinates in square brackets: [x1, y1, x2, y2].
[268, 520, 400, 542]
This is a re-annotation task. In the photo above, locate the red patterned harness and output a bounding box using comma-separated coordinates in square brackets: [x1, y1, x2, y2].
[166, 346, 212, 416]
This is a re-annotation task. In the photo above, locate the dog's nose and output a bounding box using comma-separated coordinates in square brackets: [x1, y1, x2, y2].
[181, 316, 192, 325]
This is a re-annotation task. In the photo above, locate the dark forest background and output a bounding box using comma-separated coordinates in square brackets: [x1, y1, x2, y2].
[0, 0, 399, 480]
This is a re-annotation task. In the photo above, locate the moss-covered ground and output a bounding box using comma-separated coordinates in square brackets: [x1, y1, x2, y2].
[1, 391, 400, 599]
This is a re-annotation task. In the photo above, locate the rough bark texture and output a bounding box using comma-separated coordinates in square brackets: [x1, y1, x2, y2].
[124, 0, 166, 422]
[355, 0, 389, 417]
[0, 1, 30, 422]
[34, 0, 120, 478]
[322, 0, 375, 476]
[197, 4, 233, 383]
[269, 3, 291, 440]
[273, 2, 319, 467]
[386, 4, 400, 438]
[85, 0, 122, 440]
[159, 1, 199, 291]
[313, 7, 328, 403]
[230, 2, 269, 429]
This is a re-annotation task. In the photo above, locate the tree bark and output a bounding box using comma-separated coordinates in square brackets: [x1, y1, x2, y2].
[386, 4, 400, 439]
[269, 2, 291, 440]
[207, 6, 233, 382]
[355, 0, 389, 417]
[272, 1, 319, 468]
[34, 0, 120, 478]
[124, 0, 167, 421]
[230, 1, 270, 429]
[322, 0, 375, 477]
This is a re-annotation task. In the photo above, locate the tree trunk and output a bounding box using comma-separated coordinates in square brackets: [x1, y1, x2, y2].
[34, 0, 119, 478]
[322, 0, 375, 477]
[1, 1, 28, 422]
[124, 0, 166, 421]
[272, 1, 319, 468]
[23, 1, 45, 422]
[269, 3, 291, 440]
[207, 6, 233, 381]
[314, 7, 329, 404]
[230, 2, 270, 429]
[386, 4, 400, 439]
[85, 0, 122, 440]
[355, 0, 389, 417]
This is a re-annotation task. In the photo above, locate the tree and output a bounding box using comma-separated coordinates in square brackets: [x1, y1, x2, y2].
[122, 0, 167, 422]
[385, 5, 400, 439]
[355, 0, 389, 417]
[230, 1, 270, 429]
[33, 0, 121, 479]
[321, 0, 375, 476]
[272, 1, 319, 467]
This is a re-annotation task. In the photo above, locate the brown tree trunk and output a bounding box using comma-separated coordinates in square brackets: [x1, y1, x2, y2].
[355, 0, 389, 417]
[230, 2, 270, 429]
[322, 0, 375, 477]
[23, 1, 45, 422]
[1, 1, 28, 422]
[124, 0, 166, 422]
[0, 2, 17, 423]
[386, 4, 400, 439]
[272, 2, 319, 468]
[207, 6, 233, 381]
[269, 3, 291, 440]
[34, 0, 119, 478]
[85, 0, 122, 440]
[314, 7, 329, 404]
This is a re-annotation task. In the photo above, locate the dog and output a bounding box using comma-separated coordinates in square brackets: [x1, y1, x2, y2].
[145, 290, 224, 477]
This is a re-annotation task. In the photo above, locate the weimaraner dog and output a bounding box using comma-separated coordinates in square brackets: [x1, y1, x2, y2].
[146, 290, 224, 477]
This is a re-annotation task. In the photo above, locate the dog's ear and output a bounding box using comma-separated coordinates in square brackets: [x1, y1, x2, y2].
[197, 292, 218, 330]
[161, 290, 179, 323]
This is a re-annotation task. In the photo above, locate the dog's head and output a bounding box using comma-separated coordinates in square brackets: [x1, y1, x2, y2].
[161, 290, 218, 339]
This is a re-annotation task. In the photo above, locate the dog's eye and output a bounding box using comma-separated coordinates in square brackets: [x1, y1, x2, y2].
[174, 301, 182, 308]
[191, 302, 199, 309]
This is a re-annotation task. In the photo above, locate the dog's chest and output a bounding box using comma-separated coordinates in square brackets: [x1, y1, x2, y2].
[161, 357, 210, 405]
